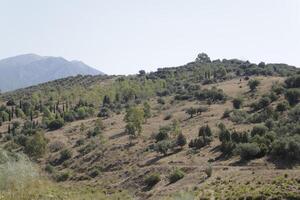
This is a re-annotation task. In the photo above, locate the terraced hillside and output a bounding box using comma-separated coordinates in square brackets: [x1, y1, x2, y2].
[0, 54, 299, 199]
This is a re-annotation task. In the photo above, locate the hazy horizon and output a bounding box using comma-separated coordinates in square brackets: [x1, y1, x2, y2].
[1, 0, 299, 75]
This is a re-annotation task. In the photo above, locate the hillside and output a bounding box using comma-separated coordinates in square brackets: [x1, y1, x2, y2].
[0, 53, 300, 199]
[0, 54, 104, 92]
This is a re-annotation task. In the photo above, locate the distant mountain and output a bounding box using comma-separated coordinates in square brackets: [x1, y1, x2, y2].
[0, 54, 104, 92]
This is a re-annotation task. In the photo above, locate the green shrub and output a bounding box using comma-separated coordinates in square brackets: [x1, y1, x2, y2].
[155, 126, 171, 142]
[89, 169, 100, 178]
[251, 125, 268, 137]
[248, 79, 260, 91]
[88, 126, 102, 137]
[155, 140, 173, 155]
[271, 82, 284, 95]
[45, 164, 55, 174]
[186, 107, 197, 118]
[195, 87, 226, 102]
[15, 134, 28, 147]
[236, 143, 261, 160]
[189, 136, 212, 149]
[76, 106, 94, 120]
[157, 98, 165, 105]
[204, 164, 213, 178]
[63, 111, 76, 122]
[176, 133, 187, 148]
[276, 101, 289, 112]
[97, 107, 111, 118]
[229, 110, 249, 124]
[60, 149, 72, 161]
[196, 106, 208, 115]
[56, 171, 70, 182]
[48, 118, 64, 130]
[24, 132, 47, 158]
[168, 169, 184, 183]
[222, 109, 231, 118]
[271, 136, 300, 161]
[218, 123, 231, 142]
[220, 141, 236, 155]
[143, 101, 151, 119]
[268, 92, 279, 102]
[264, 119, 275, 130]
[198, 125, 212, 138]
[145, 173, 161, 187]
[76, 139, 85, 146]
[285, 88, 300, 105]
[48, 141, 65, 152]
[258, 97, 271, 109]
[285, 75, 300, 88]
[232, 97, 243, 109]
[288, 104, 300, 122]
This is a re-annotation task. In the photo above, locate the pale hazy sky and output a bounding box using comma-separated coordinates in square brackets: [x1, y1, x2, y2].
[0, 0, 299, 75]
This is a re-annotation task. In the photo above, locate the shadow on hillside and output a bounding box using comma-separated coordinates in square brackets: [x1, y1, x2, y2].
[210, 145, 221, 153]
[229, 159, 250, 166]
[212, 145, 232, 162]
[109, 131, 127, 140]
[141, 149, 182, 167]
[266, 157, 298, 169]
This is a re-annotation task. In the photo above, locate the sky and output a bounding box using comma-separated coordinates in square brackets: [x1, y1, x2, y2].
[0, 0, 299, 75]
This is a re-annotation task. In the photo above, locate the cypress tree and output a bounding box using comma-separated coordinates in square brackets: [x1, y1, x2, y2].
[8, 112, 11, 122]
[11, 107, 14, 118]
[8, 124, 11, 133]
[30, 111, 33, 121]
[39, 100, 43, 112]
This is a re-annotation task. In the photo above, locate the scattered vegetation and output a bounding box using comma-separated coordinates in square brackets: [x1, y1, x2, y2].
[0, 53, 299, 199]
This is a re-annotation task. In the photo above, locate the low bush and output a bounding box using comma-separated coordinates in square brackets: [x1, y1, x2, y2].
[145, 173, 161, 188]
[204, 164, 213, 178]
[45, 164, 55, 174]
[49, 141, 65, 152]
[229, 110, 249, 124]
[236, 143, 261, 160]
[276, 101, 289, 112]
[176, 133, 187, 148]
[285, 75, 300, 88]
[251, 125, 268, 137]
[232, 97, 243, 109]
[271, 135, 300, 161]
[248, 79, 260, 91]
[157, 98, 166, 105]
[89, 169, 100, 178]
[285, 88, 300, 105]
[60, 149, 72, 161]
[56, 171, 70, 182]
[288, 104, 300, 122]
[155, 140, 173, 155]
[222, 109, 231, 118]
[48, 118, 64, 131]
[168, 169, 184, 183]
[155, 126, 171, 142]
[164, 113, 172, 120]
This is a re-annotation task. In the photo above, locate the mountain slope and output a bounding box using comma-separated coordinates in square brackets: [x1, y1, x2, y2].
[0, 54, 104, 92]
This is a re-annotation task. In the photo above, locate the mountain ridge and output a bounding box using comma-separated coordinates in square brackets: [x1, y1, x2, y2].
[0, 54, 104, 92]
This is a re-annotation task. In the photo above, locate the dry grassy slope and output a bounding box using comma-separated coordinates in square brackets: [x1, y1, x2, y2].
[20, 76, 300, 199]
